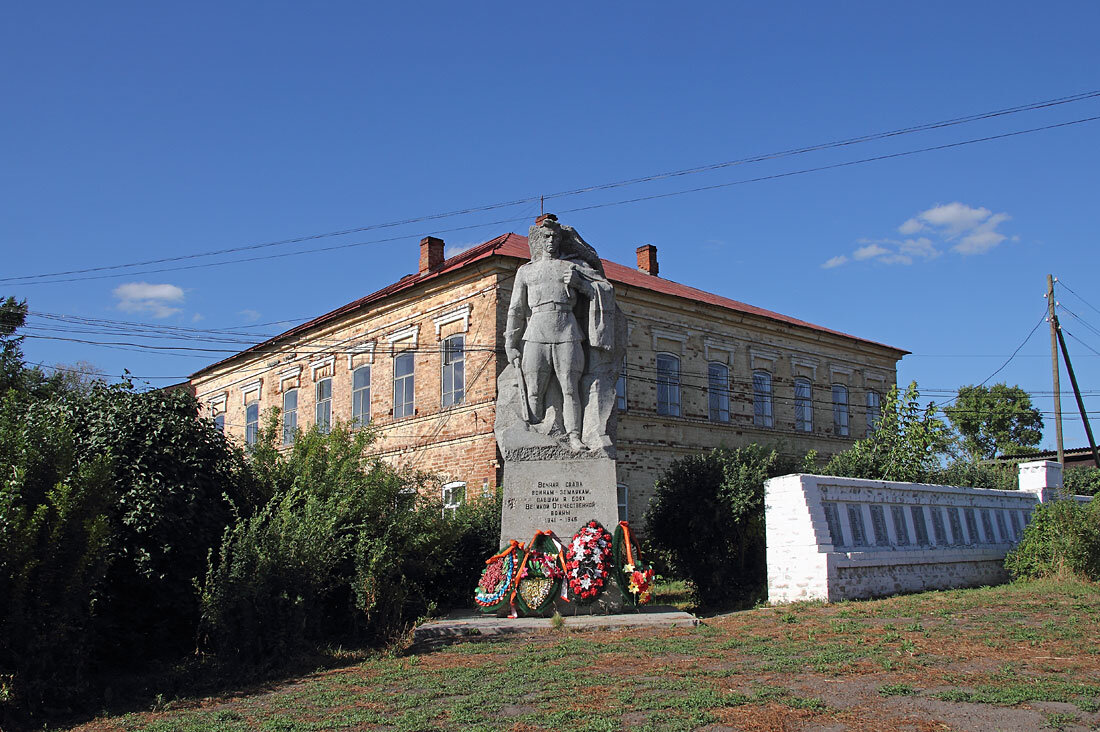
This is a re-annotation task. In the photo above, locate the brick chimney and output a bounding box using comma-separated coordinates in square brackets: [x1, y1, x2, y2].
[419, 236, 445, 273]
[636, 244, 658, 276]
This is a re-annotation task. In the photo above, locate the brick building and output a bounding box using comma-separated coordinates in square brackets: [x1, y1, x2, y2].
[190, 228, 907, 523]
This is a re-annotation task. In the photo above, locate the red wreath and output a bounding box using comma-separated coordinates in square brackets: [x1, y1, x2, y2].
[565, 520, 613, 600]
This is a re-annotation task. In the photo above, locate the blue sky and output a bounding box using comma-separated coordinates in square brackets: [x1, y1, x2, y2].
[3, 2, 1099, 452]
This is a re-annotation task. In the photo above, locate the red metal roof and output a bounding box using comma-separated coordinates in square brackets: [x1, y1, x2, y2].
[191, 232, 905, 378]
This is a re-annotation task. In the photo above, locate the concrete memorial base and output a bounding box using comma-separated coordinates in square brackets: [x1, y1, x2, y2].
[499, 457, 619, 546]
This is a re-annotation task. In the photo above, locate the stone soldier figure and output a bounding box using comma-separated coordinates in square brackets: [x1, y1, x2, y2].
[503, 214, 619, 453]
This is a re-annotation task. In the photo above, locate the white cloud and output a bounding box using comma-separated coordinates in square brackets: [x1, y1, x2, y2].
[238, 309, 261, 323]
[899, 237, 941, 260]
[898, 218, 924, 235]
[113, 282, 184, 318]
[821, 255, 848, 269]
[843, 202, 1014, 268]
[953, 212, 1011, 255]
[444, 241, 479, 258]
[191, 313, 204, 323]
[918, 202, 993, 235]
[853, 243, 890, 261]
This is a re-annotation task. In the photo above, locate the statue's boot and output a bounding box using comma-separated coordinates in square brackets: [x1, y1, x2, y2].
[563, 395, 586, 451]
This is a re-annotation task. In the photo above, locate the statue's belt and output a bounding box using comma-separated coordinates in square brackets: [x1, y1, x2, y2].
[530, 303, 573, 313]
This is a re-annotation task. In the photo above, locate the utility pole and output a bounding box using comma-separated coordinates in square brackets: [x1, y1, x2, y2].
[1047, 274, 1064, 465]
[1056, 325, 1100, 470]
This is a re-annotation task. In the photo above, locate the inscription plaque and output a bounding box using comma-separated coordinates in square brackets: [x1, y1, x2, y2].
[499, 458, 618, 545]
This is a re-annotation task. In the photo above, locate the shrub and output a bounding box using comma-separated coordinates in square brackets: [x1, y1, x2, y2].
[0, 383, 254, 714]
[644, 444, 803, 608]
[1005, 499, 1100, 581]
[199, 418, 500, 663]
[1065, 466, 1100, 497]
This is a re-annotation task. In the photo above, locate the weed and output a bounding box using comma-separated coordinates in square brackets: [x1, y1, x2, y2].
[878, 683, 917, 696]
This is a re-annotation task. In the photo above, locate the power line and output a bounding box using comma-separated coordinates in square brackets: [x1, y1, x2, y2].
[5, 91, 1100, 286]
[1057, 279, 1100, 320]
[933, 310, 1049, 408]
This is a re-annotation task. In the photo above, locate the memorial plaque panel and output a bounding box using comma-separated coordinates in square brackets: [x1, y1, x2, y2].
[499, 458, 619, 546]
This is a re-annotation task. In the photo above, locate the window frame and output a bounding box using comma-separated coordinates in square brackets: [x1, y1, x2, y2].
[655, 353, 681, 417]
[615, 357, 627, 411]
[707, 361, 731, 423]
[282, 387, 298, 445]
[352, 365, 371, 427]
[794, 377, 813, 432]
[393, 350, 415, 419]
[442, 481, 466, 517]
[832, 383, 849, 437]
[753, 369, 774, 428]
[244, 400, 259, 446]
[866, 389, 882, 437]
[617, 483, 629, 523]
[315, 378, 332, 434]
[441, 334, 465, 408]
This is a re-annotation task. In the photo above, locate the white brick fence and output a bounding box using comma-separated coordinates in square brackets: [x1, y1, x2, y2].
[765, 461, 1092, 603]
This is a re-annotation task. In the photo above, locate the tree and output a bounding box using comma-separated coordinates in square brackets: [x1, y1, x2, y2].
[821, 382, 953, 483]
[944, 383, 1043, 459]
[0, 296, 29, 393]
[644, 444, 808, 608]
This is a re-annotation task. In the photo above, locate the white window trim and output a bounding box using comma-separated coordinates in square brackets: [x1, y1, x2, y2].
[790, 356, 819, 380]
[208, 392, 228, 416]
[347, 342, 376, 370]
[278, 365, 302, 391]
[432, 305, 471, 338]
[829, 364, 854, 381]
[387, 324, 420, 354]
[703, 338, 735, 365]
[310, 355, 335, 380]
[651, 327, 688, 354]
[442, 481, 466, 514]
[749, 346, 779, 371]
[241, 379, 262, 405]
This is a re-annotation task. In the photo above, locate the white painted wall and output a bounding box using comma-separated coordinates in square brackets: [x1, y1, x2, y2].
[765, 461, 1091, 603]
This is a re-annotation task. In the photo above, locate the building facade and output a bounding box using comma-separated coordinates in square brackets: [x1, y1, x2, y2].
[190, 229, 906, 523]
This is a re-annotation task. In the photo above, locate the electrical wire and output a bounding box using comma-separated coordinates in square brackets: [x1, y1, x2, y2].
[5, 88, 1099, 286]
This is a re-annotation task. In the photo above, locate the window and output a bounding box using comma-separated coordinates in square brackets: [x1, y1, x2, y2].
[245, 401, 259, 447]
[315, 378, 332, 433]
[441, 335, 464, 407]
[794, 378, 813, 432]
[617, 484, 629, 522]
[442, 481, 465, 517]
[753, 370, 774, 428]
[213, 414, 225, 434]
[832, 384, 849, 437]
[656, 354, 681, 417]
[708, 362, 730, 422]
[866, 390, 882, 437]
[352, 366, 371, 426]
[393, 351, 415, 418]
[282, 388, 298, 445]
[616, 357, 627, 411]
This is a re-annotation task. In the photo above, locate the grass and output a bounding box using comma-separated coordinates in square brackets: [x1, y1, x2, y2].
[48, 577, 1100, 731]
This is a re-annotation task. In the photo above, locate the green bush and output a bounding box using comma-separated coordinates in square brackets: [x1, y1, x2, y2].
[644, 444, 805, 608]
[199, 418, 500, 663]
[0, 383, 255, 713]
[0, 392, 115, 711]
[1005, 499, 1100, 581]
[1065, 467, 1100, 497]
